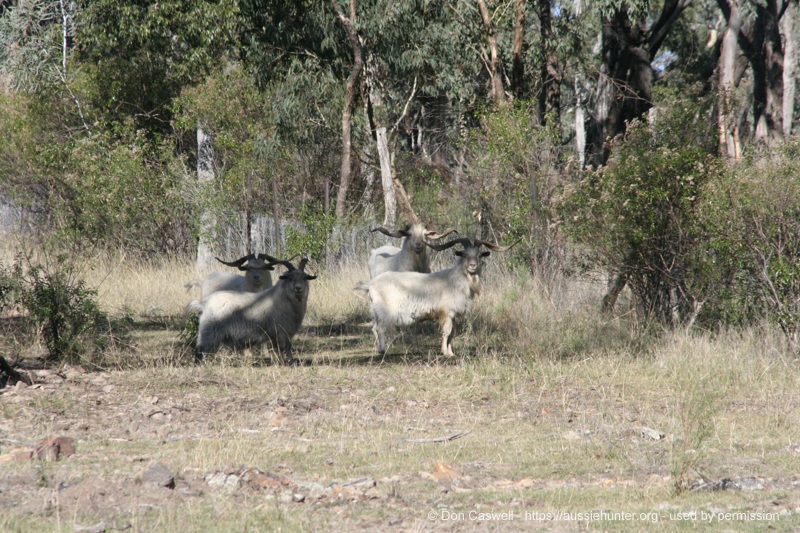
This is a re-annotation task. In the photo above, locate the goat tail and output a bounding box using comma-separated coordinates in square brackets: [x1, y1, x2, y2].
[185, 279, 201, 292]
[186, 299, 203, 314]
[352, 281, 370, 300]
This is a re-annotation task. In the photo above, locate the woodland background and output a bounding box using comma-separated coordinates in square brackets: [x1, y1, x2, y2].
[2, 0, 800, 352]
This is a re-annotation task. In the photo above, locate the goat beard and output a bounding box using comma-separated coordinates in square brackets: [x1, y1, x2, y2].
[468, 273, 482, 296]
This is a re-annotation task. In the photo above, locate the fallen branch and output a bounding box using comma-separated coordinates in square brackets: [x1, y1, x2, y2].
[399, 431, 471, 443]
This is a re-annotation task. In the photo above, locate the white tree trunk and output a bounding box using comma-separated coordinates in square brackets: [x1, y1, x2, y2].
[197, 122, 217, 269]
[575, 75, 586, 168]
[376, 126, 396, 227]
[574, 0, 586, 168]
[782, 2, 797, 137]
[719, 1, 742, 160]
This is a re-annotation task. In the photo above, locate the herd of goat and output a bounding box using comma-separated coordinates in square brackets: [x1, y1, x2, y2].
[186, 222, 512, 364]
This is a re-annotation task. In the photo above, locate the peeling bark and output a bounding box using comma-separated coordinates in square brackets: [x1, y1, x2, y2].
[477, 0, 507, 106]
[331, 0, 365, 219]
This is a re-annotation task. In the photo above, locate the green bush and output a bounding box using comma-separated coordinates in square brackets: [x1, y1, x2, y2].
[0, 253, 111, 362]
[562, 88, 722, 325]
[463, 103, 570, 274]
[707, 141, 800, 353]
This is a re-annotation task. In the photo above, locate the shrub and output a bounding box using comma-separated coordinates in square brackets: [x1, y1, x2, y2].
[0, 252, 111, 363]
[561, 88, 722, 325]
[707, 141, 800, 353]
[463, 103, 571, 277]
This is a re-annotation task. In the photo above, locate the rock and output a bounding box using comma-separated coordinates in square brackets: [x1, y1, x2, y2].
[34, 436, 75, 461]
[73, 522, 105, 533]
[640, 426, 665, 441]
[296, 481, 328, 500]
[432, 462, 459, 482]
[140, 462, 176, 489]
[206, 472, 240, 493]
[735, 477, 764, 491]
[63, 366, 86, 381]
[0, 447, 34, 462]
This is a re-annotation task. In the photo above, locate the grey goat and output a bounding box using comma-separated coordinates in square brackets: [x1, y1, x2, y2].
[186, 253, 277, 299]
[193, 258, 316, 364]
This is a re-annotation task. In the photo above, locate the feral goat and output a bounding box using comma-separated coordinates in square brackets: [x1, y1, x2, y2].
[368, 222, 457, 278]
[186, 253, 277, 299]
[192, 259, 316, 365]
[355, 238, 512, 357]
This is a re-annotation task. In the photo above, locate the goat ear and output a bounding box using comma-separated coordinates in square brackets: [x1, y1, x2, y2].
[455, 250, 463, 257]
[279, 274, 289, 280]
[304, 274, 317, 280]
[481, 251, 491, 258]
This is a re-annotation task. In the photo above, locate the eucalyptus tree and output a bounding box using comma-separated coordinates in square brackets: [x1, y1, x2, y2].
[716, 0, 798, 153]
[75, 0, 241, 135]
[585, 0, 693, 168]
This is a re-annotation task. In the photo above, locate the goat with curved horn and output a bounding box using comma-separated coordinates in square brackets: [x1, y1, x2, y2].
[355, 238, 513, 356]
[186, 252, 277, 300]
[193, 258, 317, 365]
[367, 222, 459, 278]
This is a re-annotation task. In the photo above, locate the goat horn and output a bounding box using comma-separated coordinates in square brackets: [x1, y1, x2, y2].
[371, 225, 410, 238]
[266, 259, 296, 271]
[424, 237, 474, 251]
[256, 253, 279, 262]
[474, 239, 517, 252]
[426, 227, 458, 240]
[215, 253, 255, 268]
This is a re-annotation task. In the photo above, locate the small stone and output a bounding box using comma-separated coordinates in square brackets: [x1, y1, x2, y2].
[140, 462, 175, 489]
[34, 436, 75, 461]
[73, 521, 105, 533]
[0, 447, 34, 462]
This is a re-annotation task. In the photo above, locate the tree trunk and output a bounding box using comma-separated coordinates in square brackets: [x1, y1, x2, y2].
[331, 0, 364, 220]
[718, 0, 743, 160]
[751, 0, 785, 145]
[196, 121, 216, 269]
[271, 174, 281, 256]
[575, 75, 587, 168]
[574, 0, 586, 167]
[363, 48, 398, 227]
[782, 1, 797, 137]
[538, 0, 561, 125]
[477, 0, 507, 106]
[376, 126, 396, 226]
[512, 0, 527, 100]
[586, 1, 690, 167]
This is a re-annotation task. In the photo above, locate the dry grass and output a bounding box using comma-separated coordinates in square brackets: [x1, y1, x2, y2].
[2, 247, 800, 532]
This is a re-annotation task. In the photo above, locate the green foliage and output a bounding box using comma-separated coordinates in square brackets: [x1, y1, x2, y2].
[0, 0, 69, 93]
[562, 88, 721, 323]
[75, 0, 241, 134]
[174, 63, 295, 226]
[0, 253, 110, 362]
[179, 312, 199, 352]
[465, 103, 570, 271]
[707, 140, 800, 353]
[61, 126, 195, 254]
[284, 205, 337, 263]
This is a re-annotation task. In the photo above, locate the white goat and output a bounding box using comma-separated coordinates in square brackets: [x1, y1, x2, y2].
[355, 238, 512, 356]
[186, 253, 277, 299]
[368, 222, 457, 278]
[193, 259, 316, 364]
